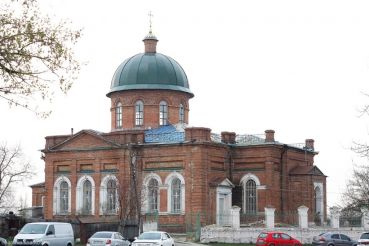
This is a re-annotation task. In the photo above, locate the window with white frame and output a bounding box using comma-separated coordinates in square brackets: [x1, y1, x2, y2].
[99, 175, 118, 215]
[240, 173, 261, 215]
[142, 173, 162, 214]
[116, 102, 122, 129]
[53, 176, 71, 215]
[148, 178, 159, 212]
[159, 101, 168, 125]
[314, 182, 324, 224]
[165, 172, 185, 214]
[76, 176, 95, 215]
[135, 100, 144, 126]
[179, 104, 184, 124]
[171, 178, 181, 213]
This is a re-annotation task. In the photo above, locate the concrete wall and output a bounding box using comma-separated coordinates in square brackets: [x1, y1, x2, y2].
[200, 226, 365, 244]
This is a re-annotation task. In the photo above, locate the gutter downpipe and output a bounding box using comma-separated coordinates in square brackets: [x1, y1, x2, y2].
[280, 144, 288, 221]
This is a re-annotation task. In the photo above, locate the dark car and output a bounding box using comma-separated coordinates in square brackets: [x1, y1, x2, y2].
[313, 232, 357, 246]
[256, 231, 302, 246]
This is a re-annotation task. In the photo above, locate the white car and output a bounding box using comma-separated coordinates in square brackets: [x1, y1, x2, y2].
[358, 232, 369, 246]
[87, 231, 130, 246]
[132, 231, 174, 246]
[12, 222, 74, 246]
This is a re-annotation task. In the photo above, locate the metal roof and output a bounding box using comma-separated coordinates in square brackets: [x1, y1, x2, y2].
[145, 125, 185, 143]
[108, 53, 193, 97]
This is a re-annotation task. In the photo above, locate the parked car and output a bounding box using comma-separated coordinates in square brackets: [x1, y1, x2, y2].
[313, 232, 357, 246]
[0, 237, 6, 246]
[12, 222, 74, 246]
[132, 231, 174, 246]
[256, 231, 302, 246]
[87, 231, 130, 246]
[358, 232, 369, 246]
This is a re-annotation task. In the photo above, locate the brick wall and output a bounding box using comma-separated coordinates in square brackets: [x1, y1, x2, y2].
[40, 125, 325, 232]
[108, 90, 191, 130]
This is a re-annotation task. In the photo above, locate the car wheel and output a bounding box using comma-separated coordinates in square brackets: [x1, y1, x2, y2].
[269, 244, 275, 246]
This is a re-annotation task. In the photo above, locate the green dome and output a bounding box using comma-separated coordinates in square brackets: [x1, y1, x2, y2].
[108, 52, 194, 97]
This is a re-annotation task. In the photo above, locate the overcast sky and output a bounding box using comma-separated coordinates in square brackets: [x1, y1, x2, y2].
[2, 0, 369, 209]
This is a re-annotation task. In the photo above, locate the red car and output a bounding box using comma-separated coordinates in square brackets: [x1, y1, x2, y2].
[256, 231, 302, 246]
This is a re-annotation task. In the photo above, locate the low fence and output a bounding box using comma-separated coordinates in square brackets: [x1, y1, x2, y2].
[340, 216, 362, 227]
[240, 212, 264, 226]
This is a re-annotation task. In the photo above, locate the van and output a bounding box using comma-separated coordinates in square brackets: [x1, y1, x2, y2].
[12, 222, 74, 246]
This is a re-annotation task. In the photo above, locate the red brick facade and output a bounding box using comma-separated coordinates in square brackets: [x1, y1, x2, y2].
[37, 126, 326, 229]
[32, 34, 327, 236]
[30, 183, 45, 207]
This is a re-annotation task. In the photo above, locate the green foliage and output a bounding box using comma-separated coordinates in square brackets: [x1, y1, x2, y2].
[0, 0, 81, 117]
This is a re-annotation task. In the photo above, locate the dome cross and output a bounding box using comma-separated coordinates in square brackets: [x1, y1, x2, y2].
[148, 11, 154, 34]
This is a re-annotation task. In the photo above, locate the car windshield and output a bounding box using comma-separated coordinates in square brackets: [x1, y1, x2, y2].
[138, 232, 161, 240]
[20, 224, 48, 234]
[361, 233, 369, 239]
[258, 233, 268, 239]
[91, 232, 113, 238]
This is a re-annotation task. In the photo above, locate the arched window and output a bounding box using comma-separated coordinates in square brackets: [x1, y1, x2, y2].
[83, 180, 92, 214]
[60, 181, 69, 213]
[135, 100, 144, 126]
[107, 179, 117, 212]
[53, 176, 71, 215]
[179, 104, 184, 124]
[159, 101, 168, 126]
[148, 179, 159, 212]
[171, 178, 181, 213]
[245, 180, 256, 214]
[99, 175, 118, 215]
[314, 184, 323, 224]
[116, 102, 122, 129]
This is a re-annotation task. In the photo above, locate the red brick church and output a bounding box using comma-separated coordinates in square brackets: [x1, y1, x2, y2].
[31, 29, 327, 233]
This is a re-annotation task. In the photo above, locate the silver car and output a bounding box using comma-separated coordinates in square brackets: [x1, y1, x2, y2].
[87, 231, 130, 246]
[132, 231, 174, 246]
[313, 232, 357, 246]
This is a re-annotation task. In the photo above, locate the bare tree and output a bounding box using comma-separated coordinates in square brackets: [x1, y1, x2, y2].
[342, 164, 369, 211]
[117, 146, 145, 238]
[0, 143, 34, 211]
[341, 95, 369, 211]
[0, 0, 81, 117]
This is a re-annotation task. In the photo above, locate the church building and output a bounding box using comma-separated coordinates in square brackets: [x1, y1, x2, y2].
[32, 29, 327, 235]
